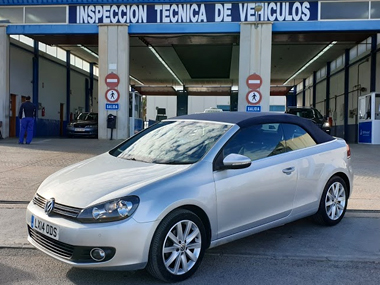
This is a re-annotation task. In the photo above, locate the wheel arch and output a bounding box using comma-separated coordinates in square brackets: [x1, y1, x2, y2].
[151, 205, 212, 250]
[179, 205, 212, 248]
[332, 171, 351, 198]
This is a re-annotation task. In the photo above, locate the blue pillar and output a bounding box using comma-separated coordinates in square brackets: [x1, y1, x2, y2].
[32, 41, 39, 137]
[85, 78, 89, 112]
[326, 62, 331, 115]
[32, 41, 39, 117]
[344, 50, 349, 141]
[89, 62, 94, 110]
[370, 35, 377, 92]
[286, 85, 296, 107]
[312, 71, 317, 108]
[66, 51, 70, 124]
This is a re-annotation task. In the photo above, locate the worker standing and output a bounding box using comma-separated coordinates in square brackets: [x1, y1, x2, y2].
[18, 96, 36, 144]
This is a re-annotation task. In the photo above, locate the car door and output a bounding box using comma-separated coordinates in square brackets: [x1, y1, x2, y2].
[213, 123, 298, 239]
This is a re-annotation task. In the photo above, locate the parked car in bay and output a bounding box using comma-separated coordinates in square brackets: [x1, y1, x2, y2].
[27, 112, 353, 282]
[66, 112, 98, 137]
[285, 106, 331, 134]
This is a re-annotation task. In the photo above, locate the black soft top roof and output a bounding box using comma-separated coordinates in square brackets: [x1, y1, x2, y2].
[171, 112, 333, 144]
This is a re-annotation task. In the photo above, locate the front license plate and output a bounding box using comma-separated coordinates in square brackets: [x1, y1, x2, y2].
[74, 128, 86, 132]
[31, 215, 59, 240]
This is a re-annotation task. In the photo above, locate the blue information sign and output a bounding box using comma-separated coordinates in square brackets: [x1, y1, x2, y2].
[246, 106, 261, 112]
[106, 103, 119, 110]
[358, 121, 372, 143]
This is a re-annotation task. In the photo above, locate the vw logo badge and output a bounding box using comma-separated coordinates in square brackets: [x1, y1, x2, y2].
[44, 198, 55, 215]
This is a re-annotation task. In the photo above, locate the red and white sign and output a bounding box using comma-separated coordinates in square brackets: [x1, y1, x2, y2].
[105, 73, 120, 88]
[105, 88, 120, 103]
[246, 90, 262, 105]
[246, 73, 262, 90]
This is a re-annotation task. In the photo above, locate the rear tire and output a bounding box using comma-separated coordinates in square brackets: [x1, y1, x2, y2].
[147, 209, 207, 282]
[313, 176, 348, 226]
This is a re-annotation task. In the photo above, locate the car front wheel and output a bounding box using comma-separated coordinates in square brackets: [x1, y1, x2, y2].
[147, 209, 207, 282]
[314, 176, 348, 226]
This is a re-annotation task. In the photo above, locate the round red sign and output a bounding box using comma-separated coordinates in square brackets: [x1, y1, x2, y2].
[246, 73, 262, 90]
[105, 88, 120, 103]
[246, 90, 262, 105]
[105, 73, 120, 88]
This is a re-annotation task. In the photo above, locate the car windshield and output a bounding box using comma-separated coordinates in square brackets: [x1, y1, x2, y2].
[109, 120, 232, 164]
[288, 109, 314, 119]
[77, 113, 98, 121]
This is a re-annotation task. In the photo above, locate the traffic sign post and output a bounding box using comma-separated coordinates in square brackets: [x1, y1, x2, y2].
[105, 73, 120, 88]
[246, 73, 262, 90]
[246, 90, 262, 105]
[105, 88, 120, 103]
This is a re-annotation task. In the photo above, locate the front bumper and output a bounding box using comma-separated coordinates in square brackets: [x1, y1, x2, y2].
[26, 201, 158, 270]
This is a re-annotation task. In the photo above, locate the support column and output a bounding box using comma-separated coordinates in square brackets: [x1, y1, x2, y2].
[312, 71, 317, 108]
[302, 78, 306, 106]
[326, 62, 331, 115]
[370, 34, 377, 92]
[66, 51, 70, 125]
[344, 49, 350, 141]
[98, 24, 130, 139]
[238, 22, 272, 112]
[0, 25, 10, 138]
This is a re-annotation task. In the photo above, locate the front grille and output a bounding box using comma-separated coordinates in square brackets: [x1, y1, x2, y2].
[28, 226, 74, 259]
[33, 194, 82, 218]
[28, 226, 116, 263]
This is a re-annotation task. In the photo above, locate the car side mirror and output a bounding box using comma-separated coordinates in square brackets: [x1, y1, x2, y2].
[222, 154, 251, 170]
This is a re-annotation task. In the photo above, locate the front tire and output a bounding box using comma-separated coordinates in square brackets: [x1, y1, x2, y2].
[147, 209, 207, 282]
[313, 176, 348, 226]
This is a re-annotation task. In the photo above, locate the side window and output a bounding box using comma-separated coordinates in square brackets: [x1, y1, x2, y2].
[223, 123, 285, 161]
[281, 123, 316, 151]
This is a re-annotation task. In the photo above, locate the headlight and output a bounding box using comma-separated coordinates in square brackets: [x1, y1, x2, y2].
[77, 196, 139, 223]
[323, 122, 330, 128]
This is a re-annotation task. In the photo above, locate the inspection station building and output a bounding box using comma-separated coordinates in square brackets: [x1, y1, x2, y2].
[1, 0, 380, 143]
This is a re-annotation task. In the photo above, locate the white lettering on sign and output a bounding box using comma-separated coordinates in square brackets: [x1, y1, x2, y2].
[78, 5, 147, 24]
[239, 2, 310, 22]
[155, 4, 207, 23]
[75, 2, 313, 24]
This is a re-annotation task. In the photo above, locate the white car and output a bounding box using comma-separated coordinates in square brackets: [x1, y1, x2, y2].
[26, 112, 353, 282]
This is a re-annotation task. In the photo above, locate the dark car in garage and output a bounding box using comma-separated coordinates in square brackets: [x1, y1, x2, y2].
[67, 112, 98, 137]
[285, 107, 331, 134]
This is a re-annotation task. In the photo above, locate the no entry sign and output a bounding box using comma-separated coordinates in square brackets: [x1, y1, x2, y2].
[246, 73, 262, 90]
[105, 73, 120, 88]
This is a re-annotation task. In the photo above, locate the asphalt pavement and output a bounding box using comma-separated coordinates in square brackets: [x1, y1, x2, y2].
[0, 137, 380, 264]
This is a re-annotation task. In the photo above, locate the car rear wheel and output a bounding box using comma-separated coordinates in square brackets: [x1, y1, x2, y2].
[147, 209, 207, 282]
[313, 176, 348, 226]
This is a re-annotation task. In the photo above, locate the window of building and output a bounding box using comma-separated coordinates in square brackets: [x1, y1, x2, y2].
[320, 1, 369, 20]
[0, 7, 23, 23]
[25, 6, 66, 24]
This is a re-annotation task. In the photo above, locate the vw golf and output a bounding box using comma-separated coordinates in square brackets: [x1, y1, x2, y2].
[26, 112, 353, 282]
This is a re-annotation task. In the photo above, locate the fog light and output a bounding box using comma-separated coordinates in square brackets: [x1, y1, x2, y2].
[90, 248, 106, 261]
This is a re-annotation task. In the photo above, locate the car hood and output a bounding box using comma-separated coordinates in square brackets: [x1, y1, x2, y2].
[36, 153, 190, 208]
[71, 120, 97, 127]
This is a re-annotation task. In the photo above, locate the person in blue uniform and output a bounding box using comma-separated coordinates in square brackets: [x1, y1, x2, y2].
[18, 96, 36, 144]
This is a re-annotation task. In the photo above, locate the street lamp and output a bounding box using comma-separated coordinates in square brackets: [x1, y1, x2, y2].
[254, 4, 263, 29]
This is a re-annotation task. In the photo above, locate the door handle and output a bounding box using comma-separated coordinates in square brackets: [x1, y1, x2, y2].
[282, 167, 295, 175]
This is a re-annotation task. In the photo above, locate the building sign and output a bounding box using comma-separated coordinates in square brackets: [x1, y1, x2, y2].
[246, 106, 261, 112]
[358, 121, 372, 143]
[106, 103, 120, 110]
[69, 2, 318, 24]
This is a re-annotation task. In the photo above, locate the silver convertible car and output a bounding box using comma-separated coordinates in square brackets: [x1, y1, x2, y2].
[26, 112, 353, 282]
